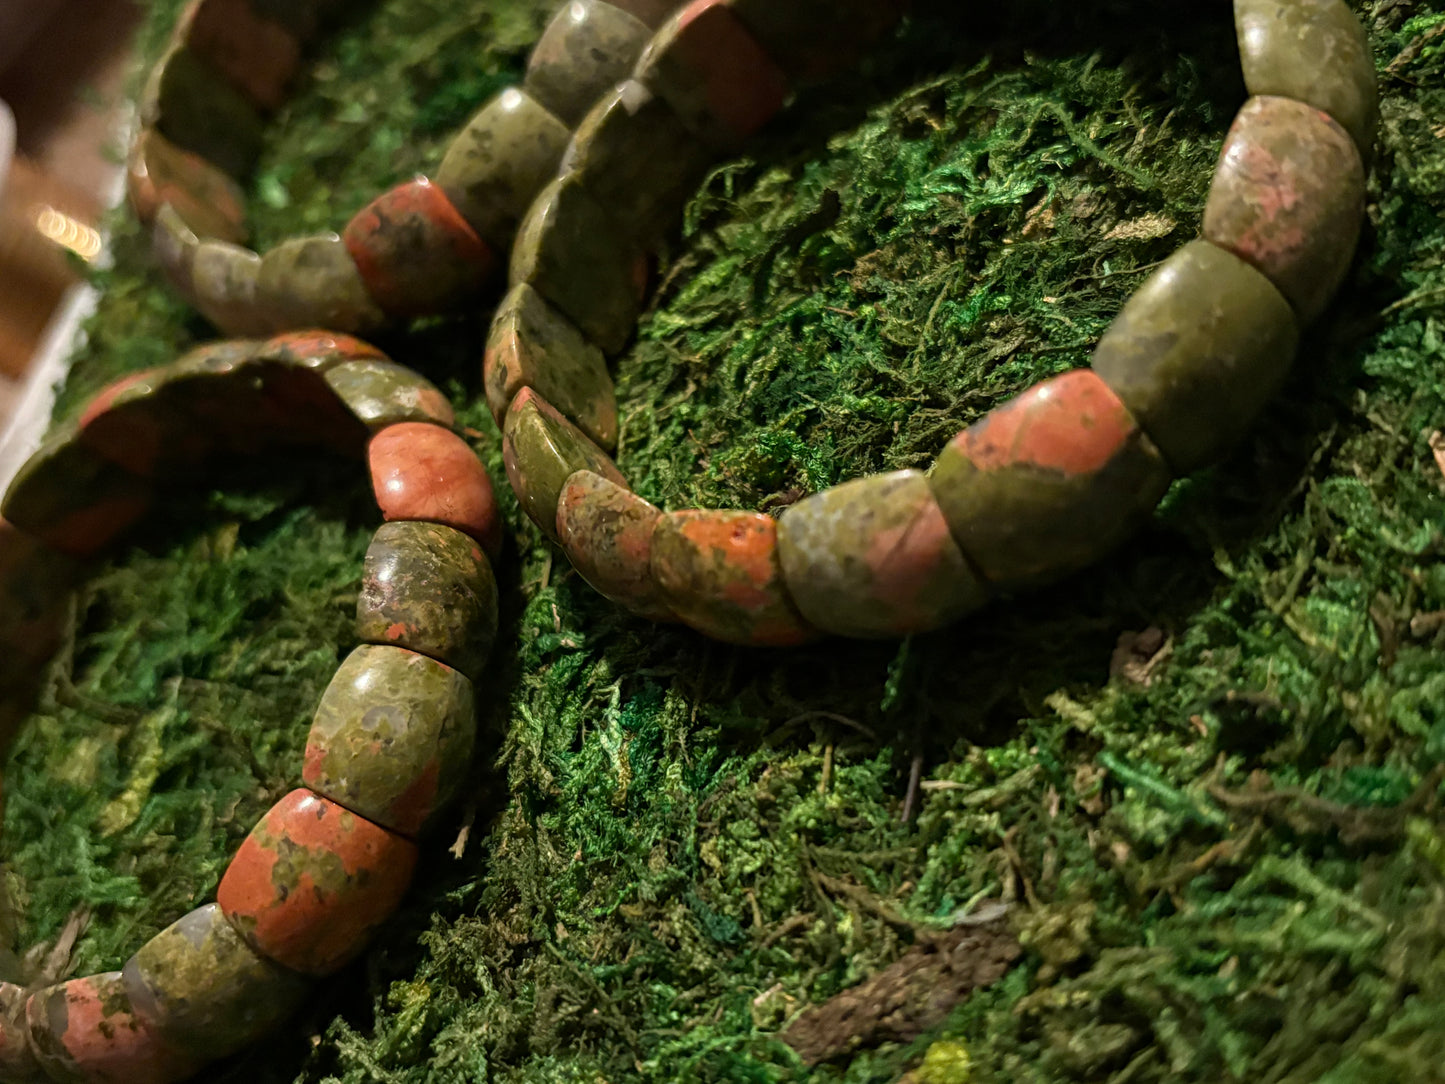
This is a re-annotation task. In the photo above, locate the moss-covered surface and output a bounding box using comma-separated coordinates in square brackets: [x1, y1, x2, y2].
[5, 0, 1445, 1080]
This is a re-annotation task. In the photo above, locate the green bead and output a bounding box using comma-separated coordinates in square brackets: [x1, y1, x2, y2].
[357, 521, 499, 680]
[777, 470, 989, 638]
[525, 0, 652, 127]
[255, 233, 385, 334]
[324, 358, 455, 431]
[509, 175, 643, 356]
[437, 88, 571, 247]
[122, 904, 309, 1060]
[303, 644, 476, 836]
[484, 284, 618, 449]
[152, 204, 202, 307]
[1234, 0, 1378, 159]
[555, 469, 675, 620]
[1090, 240, 1299, 474]
[502, 388, 628, 539]
[142, 46, 264, 179]
[191, 239, 271, 337]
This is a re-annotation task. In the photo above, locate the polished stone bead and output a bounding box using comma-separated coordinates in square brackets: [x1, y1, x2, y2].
[255, 233, 386, 334]
[122, 904, 309, 1059]
[651, 509, 818, 645]
[1235, 0, 1378, 158]
[260, 329, 386, 370]
[357, 521, 499, 679]
[0, 982, 45, 1083]
[437, 88, 571, 247]
[556, 470, 675, 619]
[636, 0, 789, 150]
[142, 46, 264, 178]
[509, 175, 644, 355]
[342, 177, 497, 318]
[608, 0, 678, 27]
[177, 0, 301, 110]
[1204, 96, 1365, 324]
[526, 0, 653, 128]
[191, 240, 271, 336]
[725, 0, 905, 80]
[777, 470, 989, 638]
[304, 644, 477, 834]
[485, 284, 618, 449]
[127, 129, 247, 243]
[25, 972, 197, 1084]
[562, 79, 713, 248]
[218, 789, 419, 975]
[324, 358, 455, 431]
[151, 204, 202, 307]
[502, 388, 628, 539]
[1091, 240, 1299, 474]
[368, 422, 502, 559]
[77, 368, 173, 475]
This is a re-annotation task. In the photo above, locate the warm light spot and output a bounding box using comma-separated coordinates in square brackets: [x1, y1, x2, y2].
[33, 205, 102, 262]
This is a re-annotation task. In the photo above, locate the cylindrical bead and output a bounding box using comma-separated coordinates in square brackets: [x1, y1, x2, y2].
[525, 0, 653, 127]
[502, 388, 628, 539]
[255, 233, 386, 334]
[176, 0, 301, 111]
[556, 470, 675, 620]
[367, 422, 501, 559]
[127, 128, 247, 242]
[325, 359, 455, 431]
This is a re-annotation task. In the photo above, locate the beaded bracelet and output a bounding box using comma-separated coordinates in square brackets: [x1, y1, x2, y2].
[0, 335, 500, 1081]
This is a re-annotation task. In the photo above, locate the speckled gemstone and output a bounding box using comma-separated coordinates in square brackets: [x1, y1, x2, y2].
[151, 204, 202, 307]
[342, 177, 497, 318]
[142, 46, 264, 178]
[437, 87, 571, 247]
[726, 0, 905, 80]
[260, 329, 386, 369]
[0, 982, 44, 1083]
[191, 239, 270, 336]
[122, 904, 309, 1059]
[525, 0, 653, 127]
[777, 470, 989, 638]
[1204, 96, 1365, 324]
[217, 788, 419, 975]
[1091, 240, 1300, 474]
[77, 368, 172, 475]
[651, 509, 819, 645]
[25, 972, 197, 1084]
[357, 521, 499, 679]
[177, 0, 301, 110]
[555, 470, 675, 619]
[929, 370, 1172, 590]
[325, 359, 455, 431]
[635, 0, 790, 150]
[1235, 0, 1378, 158]
[127, 128, 247, 242]
[502, 388, 628, 539]
[304, 644, 477, 835]
[484, 283, 618, 449]
[368, 422, 502, 559]
[255, 233, 386, 334]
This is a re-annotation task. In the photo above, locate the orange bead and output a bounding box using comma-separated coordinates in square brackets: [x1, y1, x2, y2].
[368, 422, 503, 561]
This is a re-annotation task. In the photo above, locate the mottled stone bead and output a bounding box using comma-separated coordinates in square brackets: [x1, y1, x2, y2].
[0, 982, 44, 1083]
[342, 177, 497, 318]
[776, 470, 988, 638]
[25, 972, 197, 1084]
[929, 371, 1172, 591]
[636, 0, 790, 150]
[485, 284, 618, 449]
[304, 644, 477, 834]
[1204, 96, 1365, 324]
[127, 129, 246, 243]
[652, 510, 818, 645]
[503, 388, 628, 539]
[1091, 240, 1299, 474]
[261, 329, 386, 370]
[357, 521, 498, 679]
[510, 176, 644, 356]
[151, 204, 202, 307]
[725, 0, 905, 80]
[255, 233, 386, 334]
[437, 88, 571, 247]
[368, 422, 502, 560]
[122, 904, 309, 1059]
[77, 368, 171, 475]
[1235, 0, 1378, 158]
[324, 359, 455, 431]
[556, 470, 675, 619]
[562, 79, 713, 248]
[191, 240, 271, 336]
[142, 46, 264, 178]
[176, 0, 301, 110]
[526, 0, 653, 127]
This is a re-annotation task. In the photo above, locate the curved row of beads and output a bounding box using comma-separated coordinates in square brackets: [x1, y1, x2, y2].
[489, 0, 1376, 644]
[0, 337, 500, 1082]
[132, 0, 693, 336]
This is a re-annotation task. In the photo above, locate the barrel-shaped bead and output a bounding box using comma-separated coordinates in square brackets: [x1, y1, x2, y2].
[1204, 96, 1364, 324]
[635, 0, 789, 150]
[777, 470, 990, 638]
[261, 329, 387, 370]
[255, 233, 386, 334]
[25, 972, 197, 1084]
[142, 46, 264, 178]
[368, 422, 502, 559]
[357, 521, 499, 679]
[1090, 240, 1299, 474]
[326, 359, 454, 431]
[177, 0, 301, 110]
[437, 88, 571, 247]
[556, 470, 675, 620]
[484, 284, 618, 449]
[190, 239, 270, 336]
[929, 371, 1172, 590]
[152, 205, 202, 308]
[725, 0, 905, 81]
[342, 177, 497, 318]
[127, 129, 247, 242]
[503, 388, 628, 539]
[525, 0, 653, 127]
[217, 789, 419, 975]
[651, 509, 819, 645]
[1234, 0, 1378, 158]
[122, 904, 309, 1060]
